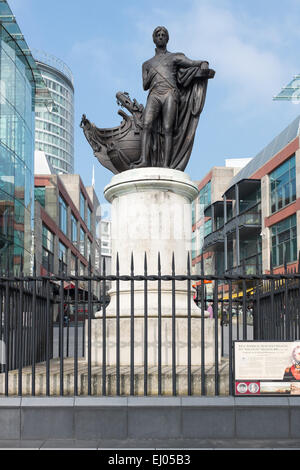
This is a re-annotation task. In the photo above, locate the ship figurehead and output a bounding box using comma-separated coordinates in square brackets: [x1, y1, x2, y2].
[80, 92, 144, 174]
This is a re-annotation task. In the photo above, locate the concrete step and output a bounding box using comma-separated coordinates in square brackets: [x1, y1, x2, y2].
[0, 358, 230, 396]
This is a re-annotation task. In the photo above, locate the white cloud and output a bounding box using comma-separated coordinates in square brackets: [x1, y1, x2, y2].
[134, 0, 297, 110]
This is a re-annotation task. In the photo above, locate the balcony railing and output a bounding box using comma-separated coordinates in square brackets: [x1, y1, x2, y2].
[238, 204, 261, 228]
[224, 203, 261, 234]
[226, 254, 262, 275]
[203, 227, 224, 249]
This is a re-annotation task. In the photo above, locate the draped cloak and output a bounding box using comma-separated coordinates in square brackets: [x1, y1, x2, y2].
[149, 66, 212, 171]
[81, 67, 214, 174]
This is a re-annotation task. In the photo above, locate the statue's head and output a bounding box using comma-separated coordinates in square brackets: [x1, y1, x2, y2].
[152, 26, 169, 47]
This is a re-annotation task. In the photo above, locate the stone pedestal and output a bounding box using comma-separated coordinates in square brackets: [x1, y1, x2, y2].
[90, 168, 220, 368]
[88, 317, 220, 367]
[100, 167, 200, 317]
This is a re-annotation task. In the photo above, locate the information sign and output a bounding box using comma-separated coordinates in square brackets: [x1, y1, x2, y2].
[234, 341, 300, 396]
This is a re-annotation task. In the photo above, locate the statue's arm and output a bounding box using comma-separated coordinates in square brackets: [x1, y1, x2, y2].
[142, 62, 153, 90]
[176, 54, 209, 69]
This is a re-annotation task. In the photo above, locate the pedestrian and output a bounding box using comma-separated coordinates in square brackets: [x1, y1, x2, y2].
[207, 302, 214, 319]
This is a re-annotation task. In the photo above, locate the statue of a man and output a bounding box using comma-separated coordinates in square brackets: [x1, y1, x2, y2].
[81, 26, 214, 174]
[134, 26, 210, 168]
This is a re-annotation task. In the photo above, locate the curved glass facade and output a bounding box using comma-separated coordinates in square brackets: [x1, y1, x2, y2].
[34, 52, 74, 175]
[0, 24, 35, 273]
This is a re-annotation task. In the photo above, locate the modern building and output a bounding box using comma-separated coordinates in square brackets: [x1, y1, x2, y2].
[34, 174, 101, 277]
[33, 50, 74, 175]
[196, 115, 300, 282]
[192, 159, 251, 276]
[0, 0, 53, 274]
[99, 219, 112, 295]
[100, 219, 112, 272]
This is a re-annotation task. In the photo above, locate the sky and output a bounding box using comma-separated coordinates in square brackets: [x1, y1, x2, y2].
[7, 0, 300, 211]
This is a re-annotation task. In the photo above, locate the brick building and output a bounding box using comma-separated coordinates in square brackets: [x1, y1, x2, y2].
[193, 115, 300, 280]
[34, 173, 101, 277]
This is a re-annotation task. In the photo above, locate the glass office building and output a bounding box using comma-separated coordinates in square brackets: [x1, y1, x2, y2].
[0, 1, 53, 273]
[33, 50, 74, 175]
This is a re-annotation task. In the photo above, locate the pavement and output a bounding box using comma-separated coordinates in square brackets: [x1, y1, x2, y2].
[0, 438, 299, 449]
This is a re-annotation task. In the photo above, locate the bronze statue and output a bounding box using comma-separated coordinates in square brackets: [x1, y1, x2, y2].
[81, 26, 214, 174]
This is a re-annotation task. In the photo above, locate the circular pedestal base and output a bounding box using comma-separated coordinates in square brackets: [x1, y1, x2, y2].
[103, 168, 199, 317]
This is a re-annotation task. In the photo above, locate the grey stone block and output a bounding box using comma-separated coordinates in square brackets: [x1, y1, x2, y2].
[182, 407, 235, 438]
[289, 407, 300, 438]
[21, 397, 74, 407]
[288, 398, 300, 406]
[182, 397, 234, 407]
[235, 397, 289, 407]
[75, 408, 127, 440]
[0, 409, 20, 440]
[236, 407, 289, 439]
[41, 440, 98, 449]
[0, 440, 44, 449]
[128, 407, 181, 439]
[128, 397, 181, 407]
[0, 398, 21, 407]
[21, 407, 74, 440]
[74, 397, 127, 407]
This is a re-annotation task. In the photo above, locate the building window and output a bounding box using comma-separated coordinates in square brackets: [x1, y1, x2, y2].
[191, 231, 197, 260]
[270, 155, 296, 214]
[42, 224, 54, 272]
[192, 201, 196, 226]
[80, 262, 85, 275]
[59, 195, 68, 235]
[80, 191, 85, 221]
[80, 226, 85, 257]
[87, 206, 92, 231]
[271, 214, 297, 267]
[101, 240, 111, 256]
[204, 218, 212, 237]
[59, 241, 67, 272]
[86, 238, 91, 261]
[192, 181, 211, 257]
[199, 181, 211, 209]
[71, 213, 77, 243]
[70, 253, 76, 275]
[34, 187, 45, 207]
[95, 247, 101, 270]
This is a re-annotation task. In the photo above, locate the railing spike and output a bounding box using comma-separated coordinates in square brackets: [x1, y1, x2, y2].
[6, 253, 9, 276]
[270, 251, 273, 274]
[131, 252, 134, 273]
[102, 255, 106, 276]
[187, 252, 190, 274]
[33, 254, 37, 276]
[201, 254, 204, 276]
[284, 245, 287, 273]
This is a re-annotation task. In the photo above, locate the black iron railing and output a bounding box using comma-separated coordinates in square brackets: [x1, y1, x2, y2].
[0, 252, 299, 397]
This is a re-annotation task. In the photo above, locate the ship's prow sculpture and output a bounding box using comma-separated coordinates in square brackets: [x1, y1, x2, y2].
[81, 26, 215, 174]
[80, 92, 144, 174]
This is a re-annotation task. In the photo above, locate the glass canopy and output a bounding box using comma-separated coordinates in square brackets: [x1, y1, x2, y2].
[273, 75, 300, 101]
[0, 0, 54, 110]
